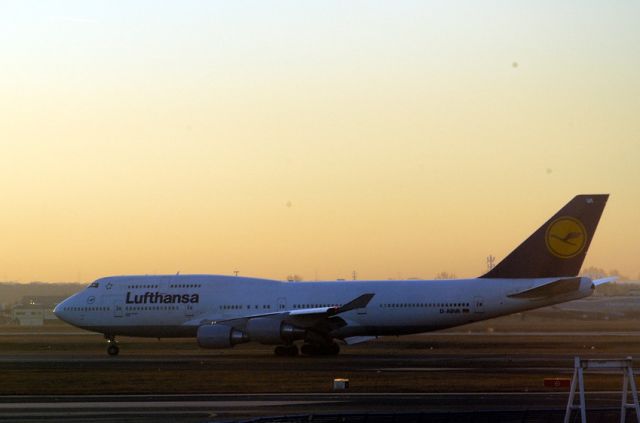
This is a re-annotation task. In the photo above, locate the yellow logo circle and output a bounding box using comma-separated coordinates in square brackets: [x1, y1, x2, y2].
[545, 217, 587, 258]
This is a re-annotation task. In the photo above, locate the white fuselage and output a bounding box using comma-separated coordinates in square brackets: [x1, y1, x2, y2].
[54, 274, 594, 339]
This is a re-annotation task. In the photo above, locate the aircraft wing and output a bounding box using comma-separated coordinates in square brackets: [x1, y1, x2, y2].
[289, 293, 375, 317]
[190, 293, 375, 329]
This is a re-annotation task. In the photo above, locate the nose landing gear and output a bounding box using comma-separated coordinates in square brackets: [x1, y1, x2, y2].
[105, 334, 119, 356]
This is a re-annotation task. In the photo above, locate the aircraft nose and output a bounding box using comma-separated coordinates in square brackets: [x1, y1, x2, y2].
[53, 299, 71, 323]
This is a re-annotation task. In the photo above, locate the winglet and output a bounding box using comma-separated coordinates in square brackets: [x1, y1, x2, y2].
[335, 293, 375, 314]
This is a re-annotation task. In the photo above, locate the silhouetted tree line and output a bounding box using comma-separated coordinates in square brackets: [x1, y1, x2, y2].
[0, 282, 84, 306]
[434, 272, 457, 280]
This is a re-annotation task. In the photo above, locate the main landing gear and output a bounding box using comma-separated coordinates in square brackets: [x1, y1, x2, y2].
[105, 334, 119, 356]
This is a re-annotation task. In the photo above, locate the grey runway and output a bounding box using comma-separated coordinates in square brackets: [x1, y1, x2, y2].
[3, 334, 639, 422]
[4, 330, 640, 336]
[0, 398, 337, 422]
[0, 353, 587, 365]
[0, 392, 629, 422]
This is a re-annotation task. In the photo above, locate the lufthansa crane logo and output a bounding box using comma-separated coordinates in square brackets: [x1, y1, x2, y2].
[545, 216, 587, 258]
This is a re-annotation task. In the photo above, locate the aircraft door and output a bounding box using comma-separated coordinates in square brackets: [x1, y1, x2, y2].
[277, 297, 287, 311]
[184, 304, 194, 318]
[112, 299, 123, 318]
[473, 296, 485, 313]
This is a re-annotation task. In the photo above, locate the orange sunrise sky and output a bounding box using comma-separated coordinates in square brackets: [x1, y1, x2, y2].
[0, 2, 639, 282]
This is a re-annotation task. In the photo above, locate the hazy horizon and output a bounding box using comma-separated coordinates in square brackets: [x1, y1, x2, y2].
[0, 263, 638, 284]
[1, 2, 638, 282]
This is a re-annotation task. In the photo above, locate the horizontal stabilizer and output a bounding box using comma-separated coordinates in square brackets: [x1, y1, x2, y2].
[593, 277, 617, 286]
[507, 277, 582, 299]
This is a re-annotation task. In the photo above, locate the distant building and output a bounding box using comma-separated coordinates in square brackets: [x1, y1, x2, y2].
[10, 296, 66, 326]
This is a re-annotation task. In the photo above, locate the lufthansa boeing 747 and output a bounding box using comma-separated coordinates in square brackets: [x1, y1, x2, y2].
[54, 195, 612, 356]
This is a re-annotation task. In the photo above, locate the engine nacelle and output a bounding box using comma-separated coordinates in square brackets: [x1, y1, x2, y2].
[245, 317, 306, 345]
[197, 324, 248, 349]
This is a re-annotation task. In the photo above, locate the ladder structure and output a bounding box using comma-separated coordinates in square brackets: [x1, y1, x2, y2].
[564, 356, 640, 423]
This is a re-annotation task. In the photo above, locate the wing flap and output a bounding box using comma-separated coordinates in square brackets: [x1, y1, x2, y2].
[343, 336, 377, 345]
[289, 307, 333, 316]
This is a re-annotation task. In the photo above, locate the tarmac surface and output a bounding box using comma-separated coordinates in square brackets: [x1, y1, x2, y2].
[3, 330, 640, 337]
[0, 392, 634, 423]
[2, 352, 639, 422]
[4, 322, 640, 422]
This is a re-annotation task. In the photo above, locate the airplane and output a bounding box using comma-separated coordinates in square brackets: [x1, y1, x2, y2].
[54, 194, 611, 356]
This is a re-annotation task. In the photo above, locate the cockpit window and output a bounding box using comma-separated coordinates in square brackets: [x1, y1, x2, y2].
[89, 282, 99, 288]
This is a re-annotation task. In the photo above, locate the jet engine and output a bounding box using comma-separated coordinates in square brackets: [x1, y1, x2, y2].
[245, 318, 306, 345]
[197, 324, 248, 349]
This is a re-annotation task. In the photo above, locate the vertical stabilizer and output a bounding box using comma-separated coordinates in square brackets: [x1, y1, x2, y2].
[481, 194, 608, 279]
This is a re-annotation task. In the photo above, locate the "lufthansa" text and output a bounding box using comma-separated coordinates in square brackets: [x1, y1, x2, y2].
[125, 292, 199, 304]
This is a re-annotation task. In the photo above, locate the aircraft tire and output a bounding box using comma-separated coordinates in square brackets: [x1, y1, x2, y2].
[107, 344, 119, 356]
[327, 342, 340, 355]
